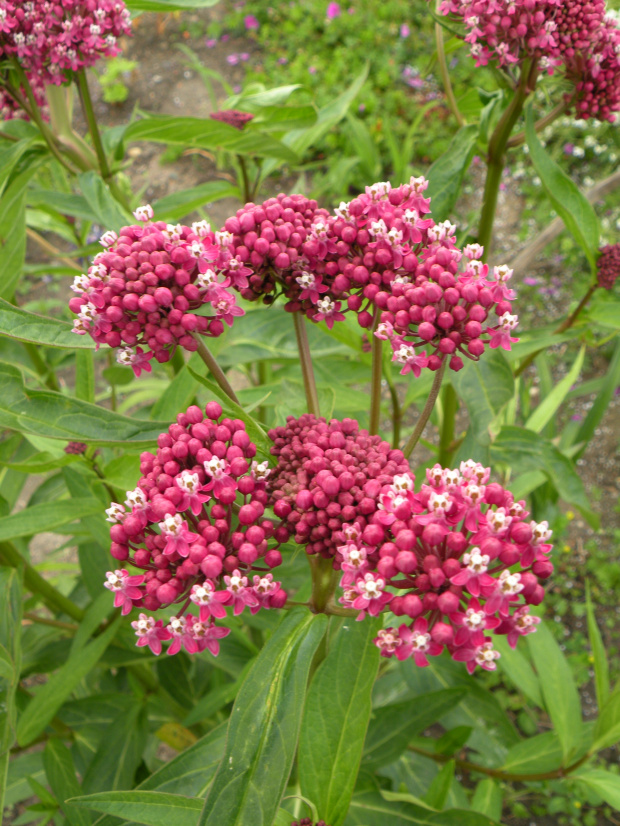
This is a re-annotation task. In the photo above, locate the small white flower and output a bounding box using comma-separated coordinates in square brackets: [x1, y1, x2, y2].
[100, 230, 118, 248]
[192, 220, 211, 237]
[105, 502, 126, 523]
[133, 204, 153, 222]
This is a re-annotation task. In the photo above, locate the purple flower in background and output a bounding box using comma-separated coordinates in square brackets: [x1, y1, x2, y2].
[277, 56, 288, 65]
[564, 143, 575, 155]
[400, 23, 410, 38]
[221, 34, 230, 42]
[309, 65, 317, 74]
[240, 52, 250, 61]
[327, 2, 341, 18]
[244, 14, 259, 30]
[227, 54, 240, 65]
[570, 414, 583, 421]
[523, 276, 540, 286]
[205, 38, 217, 48]
[402, 65, 424, 89]
[359, 103, 366, 112]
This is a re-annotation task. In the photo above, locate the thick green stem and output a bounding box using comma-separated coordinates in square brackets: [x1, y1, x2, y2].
[387, 374, 402, 449]
[237, 154, 252, 203]
[23, 342, 59, 391]
[369, 310, 382, 435]
[293, 312, 320, 416]
[0, 541, 85, 622]
[192, 334, 240, 404]
[438, 383, 458, 466]
[435, 0, 465, 127]
[402, 361, 446, 459]
[478, 61, 537, 258]
[309, 555, 338, 614]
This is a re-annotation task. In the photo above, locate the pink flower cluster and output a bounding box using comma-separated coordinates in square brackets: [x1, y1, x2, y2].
[69, 207, 245, 374]
[0, 0, 131, 119]
[335, 461, 552, 673]
[267, 415, 411, 558]
[597, 243, 620, 289]
[439, 0, 620, 121]
[209, 109, 254, 130]
[374, 241, 518, 375]
[103, 402, 287, 656]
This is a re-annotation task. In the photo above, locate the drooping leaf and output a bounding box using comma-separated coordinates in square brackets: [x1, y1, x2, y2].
[70, 791, 202, 826]
[298, 619, 381, 826]
[426, 124, 479, 219]
[198, 608, 327, 826]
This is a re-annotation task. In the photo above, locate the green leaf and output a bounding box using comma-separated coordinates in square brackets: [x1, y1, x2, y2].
[0, 297, 96, 349]
[450, 350, 514, 447]
[126, 0, 219, 10]
[587, 299, 620, 330]
[77, 171, 131, 232]
[525, 104, 599, 264]
[187, 366, 272, 460]
[526, 621, 582, 761]
[152, 181, 240, 223]
[0, 168, 30, 299]
[0, 362, 168, 445]
[70, 791, 202, 826]
[182, 676, 244, 727]
[525, 345, 585, 433]
[298, 619, 381, 826]
[16, 617, 120, 746]
[0, 498, 103, 542]
[426, 124, 479, 219]
[470, 780, 502, 822]
[586, 582, 610, 711]
[574, 338, 620, 457]
[591, 683, 620, 752]
[345, 791, 499, 826]
[424, 760, 455, 811]
[362, 689, 465, 770]
[500, 731, 563, 774]
[198, 608, 327, 826]
[75, 350, 95, 403]
[0, 567, 23, 813]
[151, 356, 200, 422]
[493, 635, 543, 707]
[576, 769, 620, 811]
[43, 740, 92, 826]
[82, 704, 148, 793]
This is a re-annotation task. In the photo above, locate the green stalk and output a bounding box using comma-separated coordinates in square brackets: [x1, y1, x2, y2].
[309, 555, 339, 614]
[402, 361, 446, 459]
[369, 310, 383, 435]
[237, 154, 252, 203]
[293, 312, 320, 416]
[434, 0, 465, 127]
[192, 334, 240, 404]
[0, 541, 85, 622]
[478, 60, 537, 258]
[438, 383, 458, 466]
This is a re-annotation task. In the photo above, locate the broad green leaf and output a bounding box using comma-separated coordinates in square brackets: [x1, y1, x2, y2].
[0, 362, 168, 445]
[151, 356, 200, 422]
[493, 635, 543, 707]
[0, 137, 39, 196]
[299, 619, 381, 826]
[525, 345, 585, 433]
[0, 567, 22, 813]
[4, 451, 79, 474]
[576, 769, 620, 811]
[78, 171, 131, 232]
[27, 189, 98, 222]
[182, 677, 243, 727]
[426, 124, 478, 219]
[526, 621, 582, 761]
[0, 168, 30, 299]
[198, 608, 327, 826]
[586, 582, 610, 710]
[152, 181, 240, 223]
[344, 791, 499, 826]
[470, 780, 502, 822]
[450, 350, 514, 447]
[4, 751, 45, 808]
[17, 617, 121, 746]
[0, 297, 96, 349]
[587, 300, 620, 330]
[424, 760, 455, 810]
[0, 498, 103, 542]
[500, 731, 563, 774]
[82, 704, 148, 793]
[525, 104, 599, 263]
[574, 338, 620, 457]
[70, 791, 202, 826]
[43, 740, 92, 826]
[591, 683, 620, 752]
[362, 689, 465, 770]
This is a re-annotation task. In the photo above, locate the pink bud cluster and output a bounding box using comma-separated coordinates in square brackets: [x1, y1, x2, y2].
[266, 414, 411, 558]
[597, 242, 620, 289]
[220, 194, 339, 321]
[209, 109, 255, 130]
[103, 402, 287, 656]
[334, 461, 552, 673]
[439, 0, 620, 121]
[68, 209, 245, 374]
[374, 243, 519, 375]
[0, 0, 131, 119]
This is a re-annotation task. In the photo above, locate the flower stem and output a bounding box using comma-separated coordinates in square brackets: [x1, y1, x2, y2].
[369, 310, 383, 435]
[434, 0, 466, 127]
[0, 541, 85, 622]
[438, 382, 458, 466]
[478, 61, 537, 258]
[293, 312, 320, 416]
[309, 555, 339, 614]
[386, 372, 402, 449]
[402, 361, 447, 459]
[237, 154, 252, 203]
[192, 334, 240, 404]
[506, 99, 570, 149]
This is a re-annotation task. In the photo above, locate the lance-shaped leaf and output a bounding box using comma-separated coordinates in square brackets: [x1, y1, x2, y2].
[43, 740, 92, 826]
[70, 790, 202, 826]
[0, 297, 96, 349]
[0, 498, 103, 542]
[426, 124, 479, 219]
[0, 567, 22, 813]
[198, 608, 327, 826]
[298, 619, 381, 826]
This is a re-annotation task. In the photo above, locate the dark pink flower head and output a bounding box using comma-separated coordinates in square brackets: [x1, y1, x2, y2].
[333, 461, 553, 673]
[266, 414, 412, 559]
[0, 0, 131, 118]
[209, 109, 255, 130]
[374, 239, 519, 375]
[597, 242, 620, 289]
[104, 402, 286, 657]
[68, 210, 244, 370]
